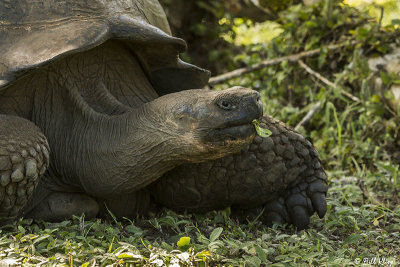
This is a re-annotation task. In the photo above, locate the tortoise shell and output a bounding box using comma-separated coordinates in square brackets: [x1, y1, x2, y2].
[0, 0, 210, 95]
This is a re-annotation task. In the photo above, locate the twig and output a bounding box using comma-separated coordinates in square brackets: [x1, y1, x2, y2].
[294, 101, 322, 131]
[297, 59, 360, 102]
[378, 5, 384, 28]
[209, 42, 355, 85]
[294, 59, 359, 130]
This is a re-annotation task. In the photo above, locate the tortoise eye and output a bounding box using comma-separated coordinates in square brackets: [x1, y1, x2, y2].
[217, 99, 237, 110]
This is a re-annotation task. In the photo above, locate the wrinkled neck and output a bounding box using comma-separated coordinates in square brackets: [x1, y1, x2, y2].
[85, 106, 184, 196]
[27, 74, 183, 197]
[48, 103, 184, 198]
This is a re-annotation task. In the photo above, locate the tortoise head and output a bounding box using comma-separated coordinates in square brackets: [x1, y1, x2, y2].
[144, 87, 263, 162]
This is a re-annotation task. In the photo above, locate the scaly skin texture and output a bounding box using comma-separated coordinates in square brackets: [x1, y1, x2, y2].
[150, 115, 327, 229]
[0, 115, 50, 220]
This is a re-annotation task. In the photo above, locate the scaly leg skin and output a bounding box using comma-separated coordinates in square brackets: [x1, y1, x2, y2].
[0, 115, 50, 223]
[149, 115, 328, 230]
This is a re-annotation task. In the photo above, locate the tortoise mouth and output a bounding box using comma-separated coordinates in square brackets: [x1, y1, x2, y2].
[202, 120, 256, 143]
[202, 99, 262, 143]
[216, 123, 255, 141]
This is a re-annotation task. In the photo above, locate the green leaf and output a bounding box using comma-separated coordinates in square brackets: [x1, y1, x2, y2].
[318, 47, 328, 68]
[125, 225, 144, 236]
[18, 225, 25, 234]
[252, 120, 272, 138]
[177, 236, 191, 248]
[343, 234, 362, 246]
[384, 90, 394, 100]
[119, 254, 132, 259]
[209, 227, 223, 243]
[161, 241, 174, 251]
[371, 94, 381, 103]
[196, 250, 211, 260]
[117, 253, 142, 259]
[244, 255, 262, 267]
[380, 71, 392, 86]
[255, 245, 267, 263]
[392, 19, 400, 25]
[305, 21, 318, 27]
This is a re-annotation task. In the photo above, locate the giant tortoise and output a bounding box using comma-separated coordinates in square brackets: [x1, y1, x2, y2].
[0, 0, 327, 229]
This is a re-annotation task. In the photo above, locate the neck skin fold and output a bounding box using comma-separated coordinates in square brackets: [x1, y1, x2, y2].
[32, 78, 184, 198]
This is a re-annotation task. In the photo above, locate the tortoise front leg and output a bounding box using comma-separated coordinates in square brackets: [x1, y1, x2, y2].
[0, 114, 49, 222]
[149, 115, 328, 229]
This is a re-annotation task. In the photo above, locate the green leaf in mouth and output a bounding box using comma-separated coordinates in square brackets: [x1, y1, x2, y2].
[252, 119, 272, 138]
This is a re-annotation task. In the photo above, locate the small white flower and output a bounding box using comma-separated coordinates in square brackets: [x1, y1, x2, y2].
[1, 258, 19, 265]
[150, 259, 164, 266]
[177, 252, 190, 262]
[168, 258, 180, 267]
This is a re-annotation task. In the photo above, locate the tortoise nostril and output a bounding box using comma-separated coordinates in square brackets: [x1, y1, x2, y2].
[252, 92, 261, 102]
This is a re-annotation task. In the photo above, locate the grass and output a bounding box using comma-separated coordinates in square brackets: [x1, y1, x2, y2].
[1, 172, 399, 266]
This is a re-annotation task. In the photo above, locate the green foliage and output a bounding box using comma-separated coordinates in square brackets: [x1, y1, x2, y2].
[219, 0, 399, 175]
[345, 0, 400, 26]
[161, 0, 240, 74]
[229, 19, 283, 45]
[1, 198, 399, 266]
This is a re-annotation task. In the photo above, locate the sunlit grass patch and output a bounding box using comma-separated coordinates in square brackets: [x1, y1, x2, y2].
[1, 173, 399, 266]
[227, 19, 284, 45]
[344, 0, 400, 26]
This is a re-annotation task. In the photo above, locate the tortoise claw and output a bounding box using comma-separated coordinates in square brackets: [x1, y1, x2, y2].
[265, 211, 284, 225]
[262, 197, 290, 226]
[262, 174, 328, 229]
[307, 176, 328, 218]
[311, 192, 327, 218]
[291, 205, 310, 230]
[263, 197, 311, 229]
[284, 176, 327, 228]
[308, 178, 328, 194]
[283, 188, 312, 229]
